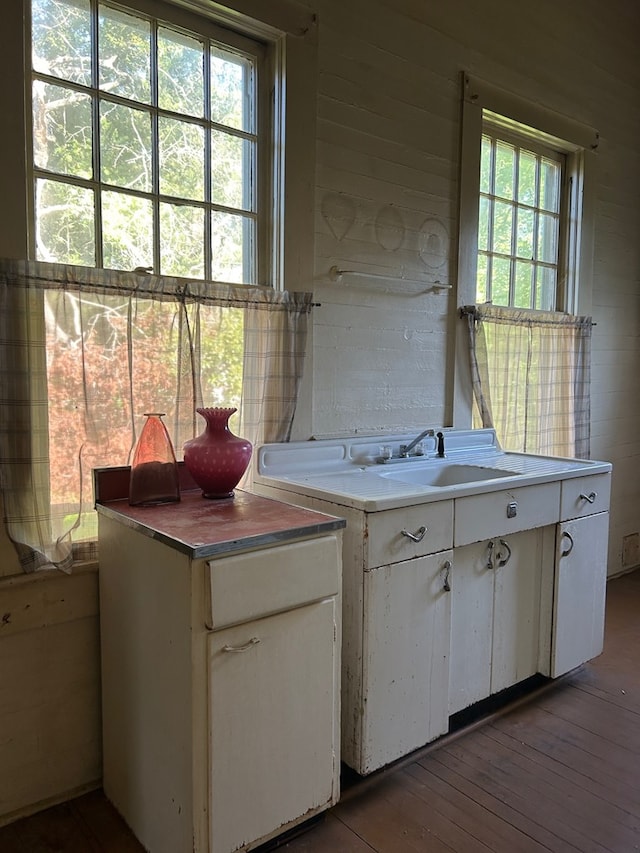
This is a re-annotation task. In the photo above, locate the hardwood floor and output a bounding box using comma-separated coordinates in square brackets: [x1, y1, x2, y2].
[2, 569, 639, 853]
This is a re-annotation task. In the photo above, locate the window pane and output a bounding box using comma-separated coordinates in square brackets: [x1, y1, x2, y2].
[540, 158, 560, 212]
[160, 202, 205, 278]
[100, 101, 152, 191]
[159, 117, 205, 200]
[211, 48, 253, 132]
[211, 130, 253, 210]
[36, 178, 95, 264]
[99, 6, 150, 103]
[211, 211, 253, 283]
[158, 28, 204, 117]
[102, 190, 153, 270]
[494, 141, 515, 200]
[537, 213, 558, 263]
[491, 256, 510, 305]
[536, 266, 556, 310]
[33, 81, 92, 178]
[514, 260, 533, 308]
[480, 136, 492, 194]
[517, 150, 536, 206]
[516, 207, 534, 259]
[32, 0, 91, 85]
[492, 200, 513, 254]
[478, 197, 490, 251]
[476, 254, 488, 303]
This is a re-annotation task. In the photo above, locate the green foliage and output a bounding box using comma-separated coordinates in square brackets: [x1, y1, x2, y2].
[32, 0, 257, 281]
[478, 133, 561, 310]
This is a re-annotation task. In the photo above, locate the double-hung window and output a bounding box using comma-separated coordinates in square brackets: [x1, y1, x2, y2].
[457, 74, 598, 321]
[0, 0, 318, 573]
[30, 0, 268, 283]
[477, 122, 565, 311]
[456, 75, 598, 455]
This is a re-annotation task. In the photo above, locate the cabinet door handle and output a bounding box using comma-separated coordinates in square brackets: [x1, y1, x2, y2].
[579, 491, 597, 504]
[486, 539, 495, 570]
[497, 538, 512, 567]
[561, 531, 574, 558]
[222, 637, 261, 653]
[401, 525, 427, 542]
[442, 559, 451, 592]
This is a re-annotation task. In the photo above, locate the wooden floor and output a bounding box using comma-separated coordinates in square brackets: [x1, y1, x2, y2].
[2, 569, 639, 853]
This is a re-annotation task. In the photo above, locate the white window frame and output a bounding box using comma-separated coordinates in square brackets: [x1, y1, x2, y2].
[454, 73, 599, 426]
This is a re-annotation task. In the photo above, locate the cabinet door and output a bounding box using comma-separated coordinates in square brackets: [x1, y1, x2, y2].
[491, 528, 546, 695]
[449, 529, 548, 715]
[448, 539, 494, 715]
[360, 551, 452, 775]
[209, 598, 339, 853]
[552, 512, 608, 677]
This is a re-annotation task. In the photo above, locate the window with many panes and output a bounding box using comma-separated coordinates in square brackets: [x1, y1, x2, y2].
[477, 123, 565, 311]
[30, 0, 268, 283]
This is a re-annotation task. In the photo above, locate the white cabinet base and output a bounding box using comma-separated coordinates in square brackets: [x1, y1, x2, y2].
[552, 512, 608, 677]
[99, 512, 342, 853]
[209, 599, 339, 853]
[360, 551, 452, 774]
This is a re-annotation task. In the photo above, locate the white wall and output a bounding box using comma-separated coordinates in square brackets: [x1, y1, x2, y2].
[295, 0, 640, 578]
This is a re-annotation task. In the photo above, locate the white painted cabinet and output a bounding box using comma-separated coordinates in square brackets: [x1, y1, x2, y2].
[360, 550, 452, 774]
[97, 496, 342, 853]
[449, 527, 554, 715]
[552, 514, 608, 677]
[253, 433, 612, 777]
[550, 474, 611, 678]
[210, 598, 339, 853]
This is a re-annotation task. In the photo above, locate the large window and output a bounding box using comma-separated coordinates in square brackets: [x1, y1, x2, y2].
[0, 0, 317, 574]
[30, 0, 267, 283]
[477, 125, 565, 311]
[454, 74, 598, 432]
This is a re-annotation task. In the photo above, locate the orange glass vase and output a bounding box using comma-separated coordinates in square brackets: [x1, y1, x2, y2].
[183, 407, 252, 499]
[129, 413, 180, 506]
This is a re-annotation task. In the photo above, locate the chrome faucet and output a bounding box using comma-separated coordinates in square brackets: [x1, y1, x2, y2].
[400, 428, 434, 458]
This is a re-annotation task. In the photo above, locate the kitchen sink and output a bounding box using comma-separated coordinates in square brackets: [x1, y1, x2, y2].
[377, 463, 522, 488]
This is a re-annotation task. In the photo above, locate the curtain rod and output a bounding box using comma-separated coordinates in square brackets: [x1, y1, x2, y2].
[459, 305, 595, 325]
[1, 269, 321, 309]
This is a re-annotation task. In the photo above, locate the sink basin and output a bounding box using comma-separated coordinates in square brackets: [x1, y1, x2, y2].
[378, 463, 521, 488]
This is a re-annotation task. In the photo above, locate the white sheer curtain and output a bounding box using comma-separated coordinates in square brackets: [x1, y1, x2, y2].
[0, 259, 313, 574]
[465, 304, 592, 458]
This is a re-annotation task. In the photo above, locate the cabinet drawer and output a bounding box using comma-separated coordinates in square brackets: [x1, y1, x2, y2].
[454, 482, 560, 546]
[364, 500, 453, 569]
[560, 473, 611, 521]
[207, 534, 341, 630]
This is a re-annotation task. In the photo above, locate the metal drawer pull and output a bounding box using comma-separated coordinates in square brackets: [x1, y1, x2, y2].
[497, 538, 512, 567]
[442, 559, 452, 592]
[579, 491, 597, 504]
[561, 531, 574, 558]
[222, 637, 261, 653]
[401, 525, 427, 542]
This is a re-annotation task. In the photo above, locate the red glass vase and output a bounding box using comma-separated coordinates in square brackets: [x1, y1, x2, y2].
[129, 413, 180, 506]
[183, 407, 252, 499]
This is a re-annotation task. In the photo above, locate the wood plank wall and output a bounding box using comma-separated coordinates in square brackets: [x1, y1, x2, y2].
[0, 569, 102, 825]
[305, 0, 640, 577]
